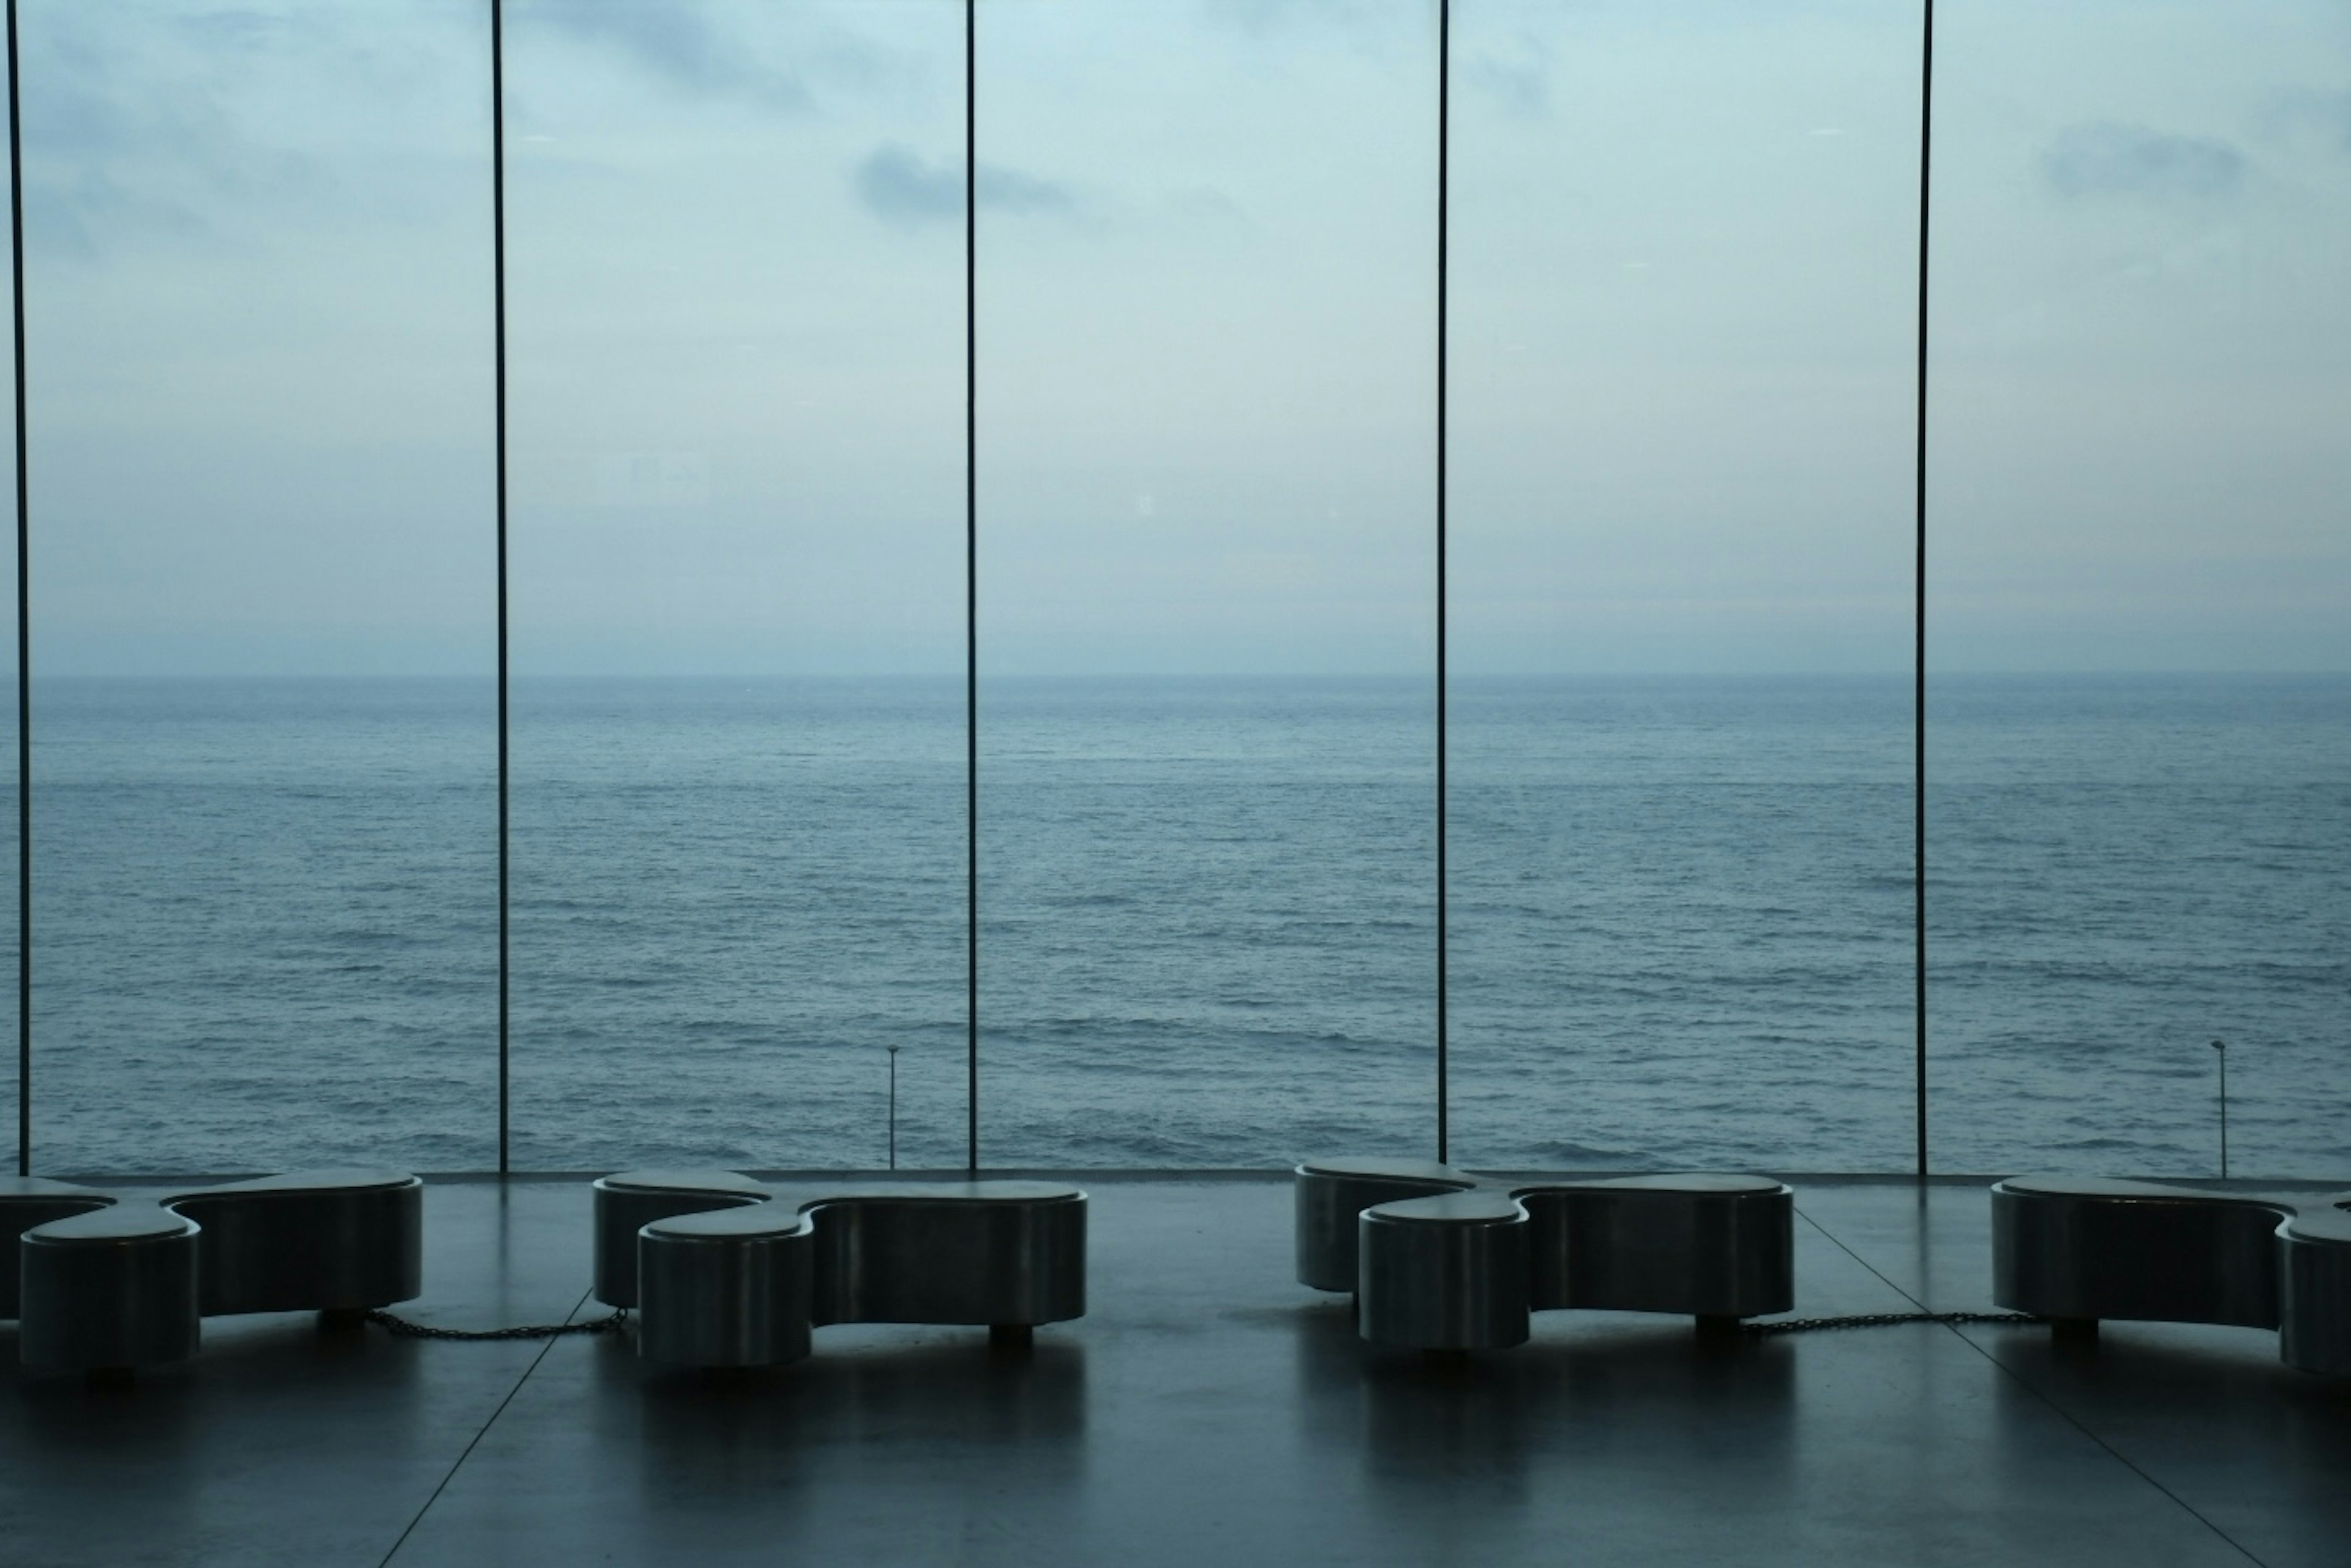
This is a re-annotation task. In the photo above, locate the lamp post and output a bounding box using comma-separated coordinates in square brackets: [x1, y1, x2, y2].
[2211, 1039, 2228, 1180]
[887, 1046, 901, 1172]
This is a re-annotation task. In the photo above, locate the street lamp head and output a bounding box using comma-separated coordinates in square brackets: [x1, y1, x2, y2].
[2211, 1039, 2227, 1051]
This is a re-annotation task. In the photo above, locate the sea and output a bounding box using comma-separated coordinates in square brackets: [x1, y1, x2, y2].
[15, 673, 2348, 1180]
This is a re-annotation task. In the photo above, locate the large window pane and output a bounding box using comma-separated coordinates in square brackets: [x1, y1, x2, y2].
[26, 1, 498, 1173]
[506, 1, 966, 1171]
[1450, 0, 1921, 1169]
[978, 1, 1439, 1166]
[1929, 0, 2351, 1177]
[1, 230, 13, 1174]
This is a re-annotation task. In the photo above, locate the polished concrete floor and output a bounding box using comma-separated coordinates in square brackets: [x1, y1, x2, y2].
[3, 1174, 2347, 1567]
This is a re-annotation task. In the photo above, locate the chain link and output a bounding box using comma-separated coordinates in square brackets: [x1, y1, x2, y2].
[364, 1307, 629, 1341]
[1741, 1310, 2044, 1336]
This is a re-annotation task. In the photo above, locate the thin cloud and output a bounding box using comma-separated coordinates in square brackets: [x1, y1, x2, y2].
[2268, 89, 2351, 154]
[1466, 34, 1551, 118]
[173, 10, 296, 53]
[981, 164, 1078, 218]
[855, 143, 958, 223]
[522, 0, 811, 112]
[1202, 0, 1388, 32]
[20, 29, 275, 257]
[18, 4, 472, 262]
[853, 143, 1077, 228]
[2042, 122, 2246, 201]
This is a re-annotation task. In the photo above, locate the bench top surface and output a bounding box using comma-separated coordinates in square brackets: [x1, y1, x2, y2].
[2283, 1199, 2351, 1245]
[645, 1203, 812, 1241]
[1299, 1160, 1785, 1198]
[1517, 1173, 1789, 1198]
[597, 1169, 774, 1199]
[806, 1181, 1085, 1207]
[28, 1201, 197, 1244]
[1297, 1157, 1472, 1185]
[1994, 1177, 2351, 1246]
[643, 1180, 1087, 1240]
[170, 1168, 421, 1201]
[1366, 1191, 1526, 1225]
[1996, 1176, 2298, 1210]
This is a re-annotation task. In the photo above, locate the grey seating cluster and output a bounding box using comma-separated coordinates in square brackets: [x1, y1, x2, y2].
[1296, 1156, 1794, 1349]
[0, 1168, 424, 1373]
[592, 1170, 1087, 1368]
[1992, 1176, 2351, 1375]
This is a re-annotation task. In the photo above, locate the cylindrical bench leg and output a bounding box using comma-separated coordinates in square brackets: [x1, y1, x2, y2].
[2281, 1233, 2351, 1376]
[1359, 1204, 1529, 1351]
[21, 1224, 201, 1373]
[638, 1226, 814, 1368]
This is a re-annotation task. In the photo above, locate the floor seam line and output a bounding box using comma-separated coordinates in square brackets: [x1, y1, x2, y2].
[1796, 1202, 2271, 1568]
[372, 1285, 594, 1568]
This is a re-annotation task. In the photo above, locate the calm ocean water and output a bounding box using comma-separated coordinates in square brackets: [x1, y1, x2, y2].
[16, 674, 2349, 1179]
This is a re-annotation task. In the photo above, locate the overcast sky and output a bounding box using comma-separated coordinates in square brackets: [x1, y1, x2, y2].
[7, 0, 2347, 675]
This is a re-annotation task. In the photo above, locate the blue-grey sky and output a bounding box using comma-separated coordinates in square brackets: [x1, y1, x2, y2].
[9, 0, 2349, 675]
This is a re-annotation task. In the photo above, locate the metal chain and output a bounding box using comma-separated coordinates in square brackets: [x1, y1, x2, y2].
[1742, 1310, 2043, 1336]
[364, 1307, 628, 1341]
[359, 1305, 2041, 1343]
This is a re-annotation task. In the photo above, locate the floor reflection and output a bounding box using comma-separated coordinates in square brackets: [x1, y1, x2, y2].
[1291, 1295, 1799, 1509]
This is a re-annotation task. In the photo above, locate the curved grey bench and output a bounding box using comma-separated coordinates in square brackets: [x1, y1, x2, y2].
[1295, 1156, 1472, 1293]
[1993, 1176, 2351, 1376]
[593, 1170, 1088, 1368]
[592, 1168, 773, 1309]
[6, 1168, 423, 1374]
[170, 1169, 424, 1318]
[1298, 1157, 1794, 1350]
[19, 1202, 201, 1371]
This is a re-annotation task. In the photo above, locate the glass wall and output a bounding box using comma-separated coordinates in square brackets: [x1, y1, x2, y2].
[1929, 0, 2351, 1177]
[1, 229, 12, 1174]
[24, 0, 499, 1172]
[1448, 0, 1921, 1169]
[503, 0, 967, 1170]
[5, 2, 2341, 1178]
[976, 0, 1439, 1166]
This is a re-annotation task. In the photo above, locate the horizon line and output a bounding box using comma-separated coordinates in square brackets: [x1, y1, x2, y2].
[18, 668, 2351, 683]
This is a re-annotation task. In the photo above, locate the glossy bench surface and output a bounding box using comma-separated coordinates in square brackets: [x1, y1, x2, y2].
[1992, 1176, 2351, 1376]
[597, 1169, 1089, 1367]
[1367, 1192, 1525, 1225]
[29, 1202, 190, 1242]
[2284, 1200, 2351, 1244]
[1297, 1156, 1794, 1350]
[1299, 1157, 1472, 1185]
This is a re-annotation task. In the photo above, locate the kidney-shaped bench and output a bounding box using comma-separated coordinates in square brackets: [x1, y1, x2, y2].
[1296, 1156, 1794, 1349]
[592, 1169, 1087, 1368]
[1992, 1176, 2351, 1375]
[1, 1168, 423, 1374]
